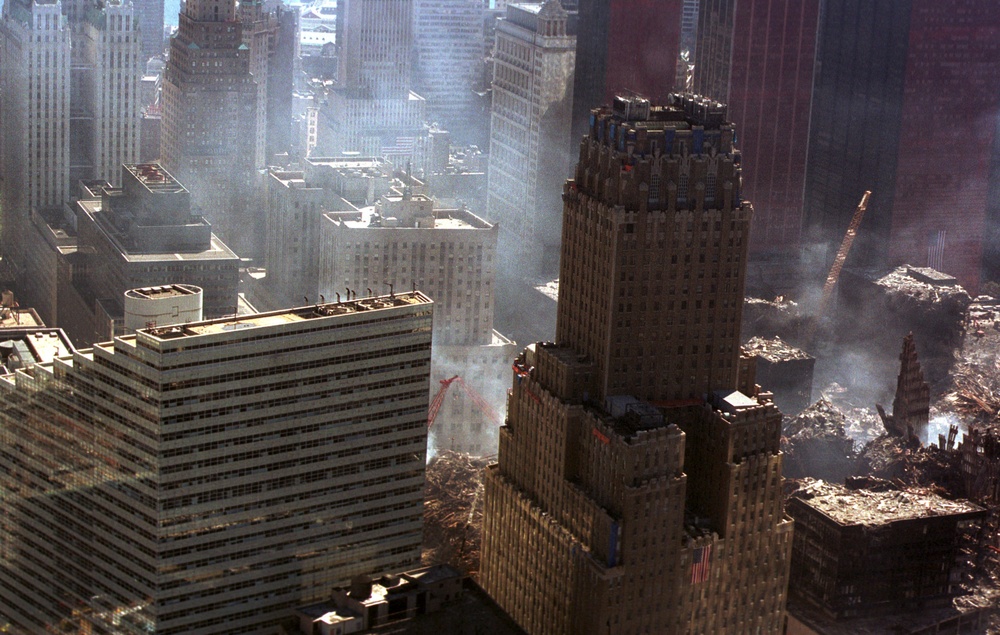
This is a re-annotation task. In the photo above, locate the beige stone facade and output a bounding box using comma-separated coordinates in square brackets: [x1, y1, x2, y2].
[479, 95, 793, 634]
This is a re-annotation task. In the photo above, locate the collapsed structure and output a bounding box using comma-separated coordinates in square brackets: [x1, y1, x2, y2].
[744, 336, 815, 414]
[787, 479, 986, 621]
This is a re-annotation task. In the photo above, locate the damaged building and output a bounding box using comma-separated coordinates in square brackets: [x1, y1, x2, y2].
[837, 266, 971, 389]
[787, 479, 986, 624]
[744, 336, 815, 414]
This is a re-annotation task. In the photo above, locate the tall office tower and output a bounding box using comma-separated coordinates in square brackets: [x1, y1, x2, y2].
[0, 0, 140, 270]
[0, 0, 71, 267]
[412, 0, 485, 140]
[570, 0, 683, 147]
[134, 0, 164, 61]
[73, 0, 143, 186]
[804, 0, 1000, 292]
[316, 0, 426, 159]
[487, 0, 575, 277]
[480, 95, 793, 634]
[239, 0, 298, 166]
[693, 0, 819, 259]
[318, 188, 516, 453]
[160, 0, 261, 257]
[337, 0, 411, 99]
[0, 293, 433, 633]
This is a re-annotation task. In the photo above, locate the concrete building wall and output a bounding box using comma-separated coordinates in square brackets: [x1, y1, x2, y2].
[486, 0, 575, 277]
[0, 294, 433, 633]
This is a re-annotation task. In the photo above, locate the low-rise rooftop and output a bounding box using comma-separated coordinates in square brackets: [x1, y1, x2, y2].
[142, 291, 432, 341]
[789, 479, 983, 526]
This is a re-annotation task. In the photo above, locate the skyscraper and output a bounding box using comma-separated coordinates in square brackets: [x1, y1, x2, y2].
[694, 0, 820, 258]
[412, 0, 485, 139]
[570, 0, 684, 146]
[316, 0, 426, 160]
[0, 293, 433, 633]
[480, 95, 793, 633]
[486, 0, 575, 277]
[160, 0, 261, 256]
[803, 0, 1000, 292]
[0, 0, 141, 269]
[134, 0, 164, 61]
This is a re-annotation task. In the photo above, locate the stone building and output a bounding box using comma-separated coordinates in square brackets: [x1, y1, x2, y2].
[479, 95, 793, 634]
[0, 292, 433, 633]
[319, 188, 515, 454]
[486, 0, 575, 278]
[160, 0, 261, 257]
[0, 0, 141, 269]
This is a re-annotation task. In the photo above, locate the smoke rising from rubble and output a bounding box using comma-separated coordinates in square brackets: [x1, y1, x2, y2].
[925, 413, 961, 448]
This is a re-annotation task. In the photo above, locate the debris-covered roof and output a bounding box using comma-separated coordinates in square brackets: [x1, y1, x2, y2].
[789, 478, 982, 526]
[874, 265, 971, 307]
[745, 336, 813, 362]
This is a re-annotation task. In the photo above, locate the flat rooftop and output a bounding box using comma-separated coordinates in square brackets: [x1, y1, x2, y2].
[744, 336, 813, 362]
[125, 284, 201, 300]
[0, 308, 43, 329]
[330, 205, 492, 230]
[126, 163, 186, 194]
[142, 291, 432, 340]
[0, 329, 74, 368]
[790, 479, 983, 526]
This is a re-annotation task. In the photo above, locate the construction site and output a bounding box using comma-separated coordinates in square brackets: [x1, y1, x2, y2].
[418, 190, 1000, 633]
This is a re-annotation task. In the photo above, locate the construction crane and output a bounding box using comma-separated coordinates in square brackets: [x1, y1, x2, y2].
[427, 375, 502, 428]
[806, 190, 871, 346]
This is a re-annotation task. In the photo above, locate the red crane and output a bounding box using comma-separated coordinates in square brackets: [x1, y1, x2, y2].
[427, 375, 502, 428]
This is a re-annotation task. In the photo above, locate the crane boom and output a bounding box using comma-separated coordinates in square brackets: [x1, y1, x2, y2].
[807, 190, 871, 346]
[427, 375, 502, 428]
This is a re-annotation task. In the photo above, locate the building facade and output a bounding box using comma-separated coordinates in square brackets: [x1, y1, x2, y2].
[803, 0, 1000, 292]
[487, 0, 575, 278]
[319, 189, 515, 454]
[479, 95, 793, 634]
[316, 0, 426, 160]
[160, 0, 261, 257]
[411, 0, 485, 139]
[135, 0, 165, 61]
[694, 0, 820, 259]
[0, 0, 141, 270]
[0, 293, 433, 633]
[571, 0, 684, 145]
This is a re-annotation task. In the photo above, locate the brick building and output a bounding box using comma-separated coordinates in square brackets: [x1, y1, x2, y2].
[787, 480, 986, 621]
[479, 95, 793, 634]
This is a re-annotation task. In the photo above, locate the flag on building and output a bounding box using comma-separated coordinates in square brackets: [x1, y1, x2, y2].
[691, 544, 712, 584]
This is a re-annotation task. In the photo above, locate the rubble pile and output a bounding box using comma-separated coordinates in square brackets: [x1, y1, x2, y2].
[816, 383, 885, 448]
[745, 336, 811, 362]
[741, 296, 807, 344]
[422, 451, 488, 575]
[782, 400, 855, 483]
[873, 266, 971, 315]
[855, 434, 965, 499]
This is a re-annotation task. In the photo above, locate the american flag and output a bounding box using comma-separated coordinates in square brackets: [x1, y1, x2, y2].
[691, 544, 712, 585]
[928, 230, 946, 271]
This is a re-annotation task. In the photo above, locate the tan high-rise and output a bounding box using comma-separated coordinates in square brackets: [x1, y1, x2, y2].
[479, 95, 793, 634]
